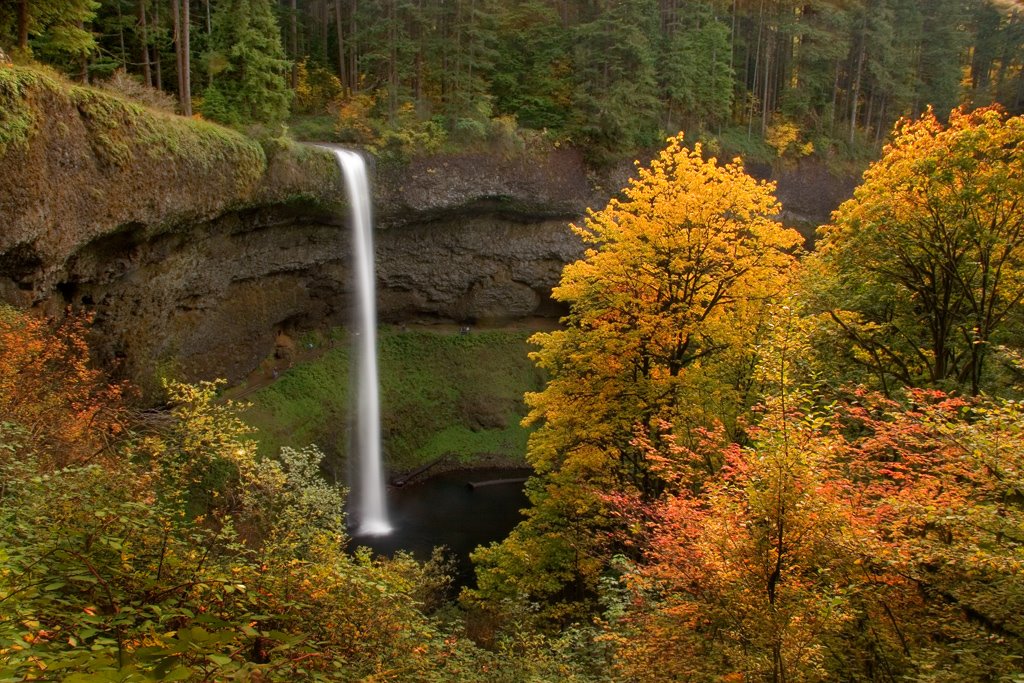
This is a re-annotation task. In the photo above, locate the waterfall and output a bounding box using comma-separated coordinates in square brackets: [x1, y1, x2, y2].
[331, 149, 391, 536]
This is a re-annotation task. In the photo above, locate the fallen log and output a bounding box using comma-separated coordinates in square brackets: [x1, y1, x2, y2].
[466, 477, 528, 490]
[392, 455, 447, 487]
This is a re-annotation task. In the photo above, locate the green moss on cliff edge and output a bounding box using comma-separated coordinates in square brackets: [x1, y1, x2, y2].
[2, 66, 256, 172]
[0, 63, 340, 250]
[0, 66, 45, 156]
[0, 64, 320, 198]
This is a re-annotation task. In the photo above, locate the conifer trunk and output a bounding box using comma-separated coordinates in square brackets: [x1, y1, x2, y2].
[182, 0, 191, 115]
[17, 0, 29, 52]
[290, 0, 298, 88]
[335, 0, 347, 93]
[349, 0, 357, 92]
[849, 32, 865, 146]
[154, 0, 162, 90]
[172, 0, 192, 116]
[172, 0, 182, 97]
[116, 1, 127, 69]
[139, 0, 152, 87]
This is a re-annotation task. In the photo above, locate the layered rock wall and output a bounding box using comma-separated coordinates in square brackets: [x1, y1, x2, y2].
[0, 67, 856, 394]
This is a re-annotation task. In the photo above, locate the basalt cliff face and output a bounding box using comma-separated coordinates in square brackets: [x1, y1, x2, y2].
[0, 67, 854, 394]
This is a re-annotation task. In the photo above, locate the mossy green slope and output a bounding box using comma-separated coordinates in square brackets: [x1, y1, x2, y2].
[242, 327, 545, 474]
[0, 65, 263, 179]
[0, 64, 338, 278]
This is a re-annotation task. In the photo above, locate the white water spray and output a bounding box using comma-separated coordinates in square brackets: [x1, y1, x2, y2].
[332, 149, 391, 536]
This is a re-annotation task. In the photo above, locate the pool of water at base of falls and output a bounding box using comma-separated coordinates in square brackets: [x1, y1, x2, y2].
[347, 467, 530, 587]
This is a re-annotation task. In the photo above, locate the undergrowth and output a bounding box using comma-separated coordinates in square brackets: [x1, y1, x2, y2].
[242, 327, 544, 476]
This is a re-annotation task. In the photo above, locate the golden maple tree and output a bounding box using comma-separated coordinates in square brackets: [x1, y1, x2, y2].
[812, 106, 1024, 395]
[468, 134, 802, 620]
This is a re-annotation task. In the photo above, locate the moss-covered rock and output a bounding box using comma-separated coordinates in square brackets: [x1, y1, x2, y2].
[0, 64, 339, 304]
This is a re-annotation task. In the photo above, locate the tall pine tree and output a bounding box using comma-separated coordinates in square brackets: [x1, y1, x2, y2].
[204, 0, 291, 124]
[570, 0, 661, 154]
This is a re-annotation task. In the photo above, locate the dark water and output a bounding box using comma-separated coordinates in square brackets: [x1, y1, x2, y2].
[348, 467, 530, 586]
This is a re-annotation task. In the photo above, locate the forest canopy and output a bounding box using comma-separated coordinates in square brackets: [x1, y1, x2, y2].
[2, 0, 1024, 158]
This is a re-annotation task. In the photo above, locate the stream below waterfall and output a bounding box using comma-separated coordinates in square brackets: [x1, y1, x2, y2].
[348, 467, 530, 586]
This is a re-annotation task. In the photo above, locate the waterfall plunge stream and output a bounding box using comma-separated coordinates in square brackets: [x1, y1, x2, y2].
[332, 149, 391, 536]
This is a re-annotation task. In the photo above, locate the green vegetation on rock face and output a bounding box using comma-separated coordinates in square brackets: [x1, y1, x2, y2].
[0, 62, 341, 284]
[0, 67, 37, 156]
[0, 63, 266, 179]
[242, 327, 545, 475]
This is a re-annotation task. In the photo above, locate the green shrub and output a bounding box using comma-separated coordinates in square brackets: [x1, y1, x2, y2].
[200, 84, 239, 126]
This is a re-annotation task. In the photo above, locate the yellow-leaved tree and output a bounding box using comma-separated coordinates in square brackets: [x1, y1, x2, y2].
[466, 134, 802, 624]
[809, 107, 1024, 395]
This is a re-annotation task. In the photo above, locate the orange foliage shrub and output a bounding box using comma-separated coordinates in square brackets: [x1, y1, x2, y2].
[0, 306, 126, 468]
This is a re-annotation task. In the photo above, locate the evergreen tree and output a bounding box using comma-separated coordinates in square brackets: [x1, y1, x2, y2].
[916, 0, 966, 117]
[0, 0, 98, 70]
[439, 0, 499, 130]
[778, 0, 854, 129]
[658, 1, 733, 130]
[490, 0, 573, 130]
[204, 0, 291, 124]
[3, 0, 1022, 154]
[569, 0, 661, 154]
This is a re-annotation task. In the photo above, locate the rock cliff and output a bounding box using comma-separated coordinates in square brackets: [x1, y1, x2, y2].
[0, 66, 855, 394]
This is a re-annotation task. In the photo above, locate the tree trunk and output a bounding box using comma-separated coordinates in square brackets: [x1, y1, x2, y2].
[321, 0, 329, 65]
[387, 0, 397, 120]
[172, 0, 192, 116]
[414, 0, 423, 104]
[875, 98, 887, 146]
[830, 57, 840, 130]
[730, 0, 738, 121]
[182, 0, 191, 115]
[761, 29, 774, 138]
[849, 32, 865, 147]
[117, 0, 128, 69]
[154, 0, 162, 90]
[749, 0, 766, 139]
[139, 0, 152, 87]
[350, 0, 357, 92]
[864, 90, 875, 142]
[172, 0, 182, 99]
[290, 0, 298, 88]
[17, 0, 29, 52]
[336, 0, 347, 93]
[80, 17, 90, 83]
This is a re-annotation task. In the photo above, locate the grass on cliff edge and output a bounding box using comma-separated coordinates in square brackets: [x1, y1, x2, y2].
[0, 64, 265, 175]
[240, 326, 545, 477]
[0, 63, 340, 203]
